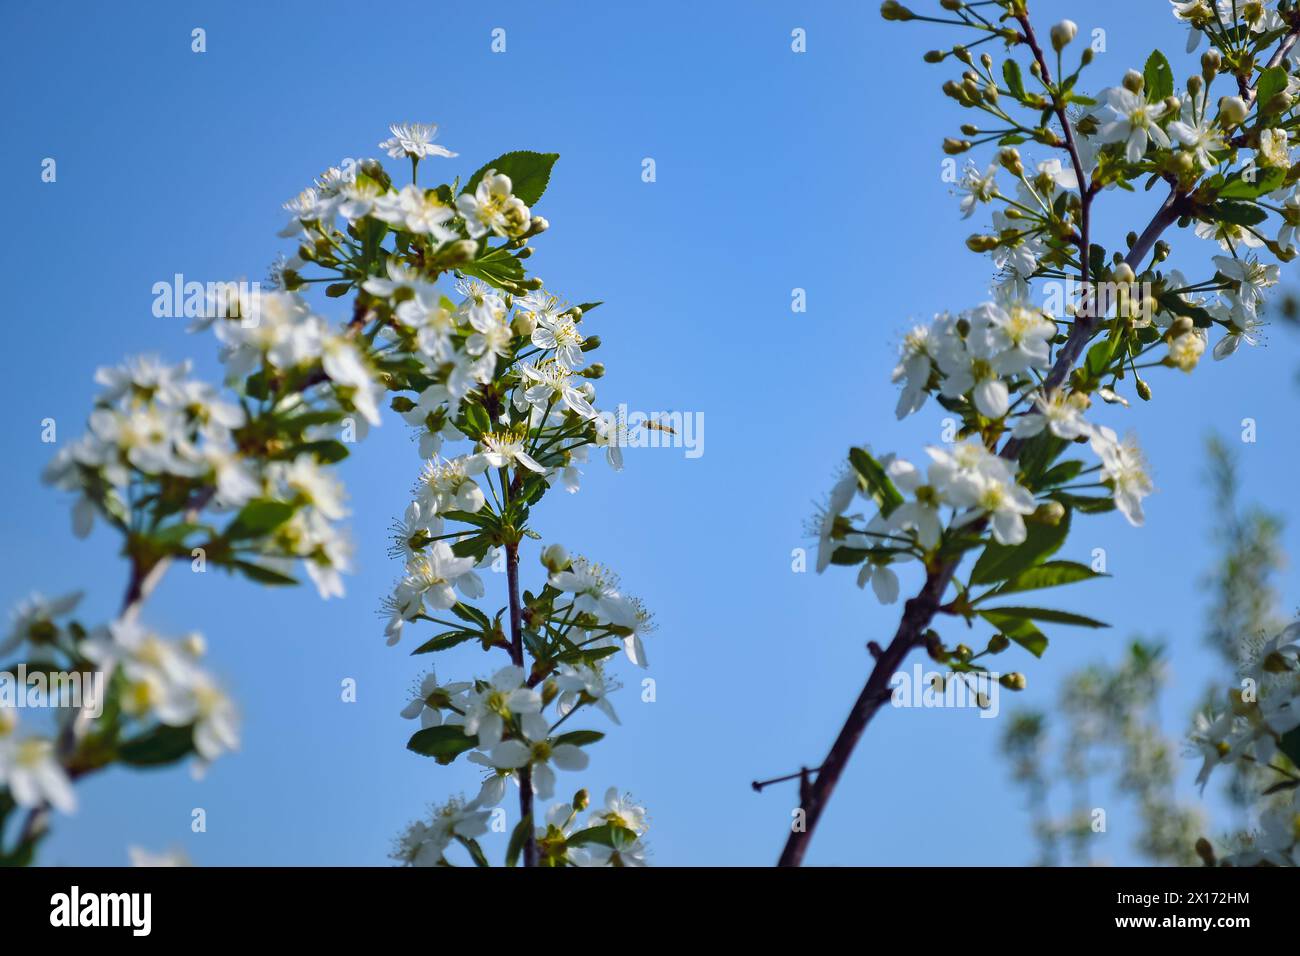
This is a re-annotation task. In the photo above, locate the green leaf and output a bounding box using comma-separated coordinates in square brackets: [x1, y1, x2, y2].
[459, 247, 525, 290]
[552, 730, 605, 748]
[1212, 200, 1268, 227]
[992, 560, 1107, 597]
[225, 500, 294, 540]
[830, 546, 870, 566]
[1143, 50, 1173, 101]
[461, 151, 559, 207]
[1156, 292, 1216, 329]
[553, 645, 620, 666]
[1037, 460, 1084, 488]
[286, 440, 350, 464]
[1256, 66, 1288, 110]
[461, 402, 492, 439]
[231, 560, 299, 586]
[1017, 433, 1067, 487]
[406, 725, 478, 765]
[1002, 59, 1026, 100]
[118, 724, 195, 766]
[979, 611, 1048, 658]
[505, 817, 531, 867]
[969, 509, 1071, 585]
[979, 605, 1109, 628]
[1218, 165, 1286, 199]
[1084, 337, 1116, 381]
[848, 447, 904, 517]
[449, 602, 490, 628]
[459, 836, 491, 868]
[412, 631, 477, 654]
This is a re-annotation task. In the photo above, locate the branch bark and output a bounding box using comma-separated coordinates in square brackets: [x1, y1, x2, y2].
[504, 538, 537, 867]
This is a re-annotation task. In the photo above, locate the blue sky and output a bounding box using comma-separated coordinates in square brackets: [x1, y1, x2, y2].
[2, 0, 1296, 866]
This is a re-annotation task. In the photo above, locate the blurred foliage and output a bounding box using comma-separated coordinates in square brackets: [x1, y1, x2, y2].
[1001, 435, 1287, 865]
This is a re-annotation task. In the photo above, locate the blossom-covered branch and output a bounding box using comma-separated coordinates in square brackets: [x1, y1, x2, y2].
[765, 0, 1300, 866]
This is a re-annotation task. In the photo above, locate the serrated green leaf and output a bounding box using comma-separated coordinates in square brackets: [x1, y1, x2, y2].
[449, 602, 490, 628]
[412, 631, 477, 654]
[461, 150, 559, 207]
[969, 509, 1071, 585]
[1218, 165, 1286, 199]
[979, 611, 1048, 658]
[1143, 50, 1173, 101]
[1213, 201, 1268, 227]
[992, 560, 1107, 597]
[459, 246, 525, 290]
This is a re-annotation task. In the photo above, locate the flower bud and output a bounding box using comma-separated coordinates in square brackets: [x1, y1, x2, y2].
[540, 680, 559, 707]
[943, 137, 972, 155]
[511, 310, 537, 337]
[572, 788, 590, 812]
[988, 634, 1010, 654]
[182, 633, 207, 658]
[1080, 47, 1094, 66]
[1033, 500, 1066, 526]
[579, 362, 605, 379]
[999, 672, 1027, 691]
[998, 147, 1023, 175]
[880, 1, 915, 21]
[541, 543, 570, 572]
[1113, 262, 1136, 284]
[1218, 95, 1249, 127]
[1170, 315, 1194, 337]
[924, 49, 946, 64]
[456, 482, 486, 513]
[1135, 376, 1153, 401]
[1050, 20, 1077, 52]
[1122, 69, 1144, 94]
[965, 234, 1000, 253]
[1201, 49, 1222, 78]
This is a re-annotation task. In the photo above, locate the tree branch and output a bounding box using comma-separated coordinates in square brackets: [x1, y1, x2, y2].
[768, 4, 1267, 868]
[504, 537, 537, 867]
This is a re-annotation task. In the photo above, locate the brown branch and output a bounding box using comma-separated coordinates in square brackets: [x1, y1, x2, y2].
[769, 4, 1275, 868]
[504, 537, 537, 867]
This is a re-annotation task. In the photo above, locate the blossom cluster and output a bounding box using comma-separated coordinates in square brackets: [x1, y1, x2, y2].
[278, 124, 657, 866]
[0, 589, 238, 858]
